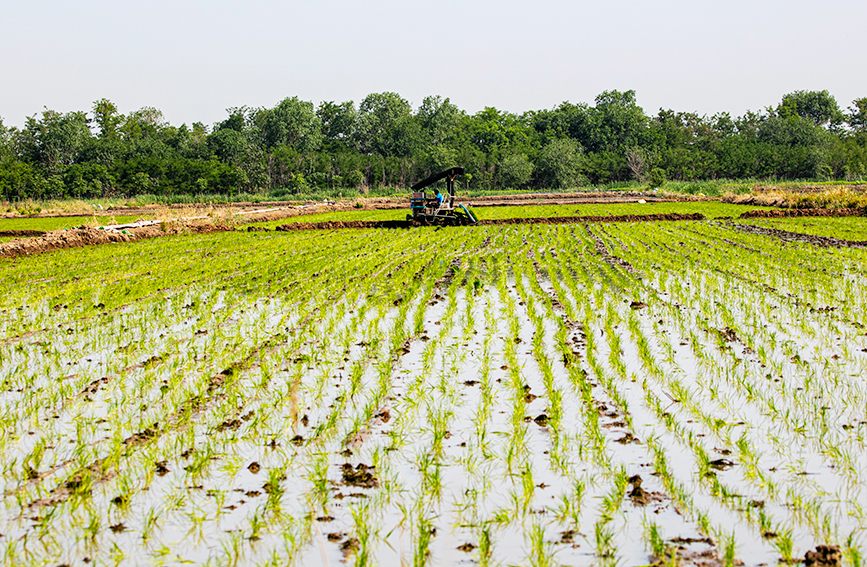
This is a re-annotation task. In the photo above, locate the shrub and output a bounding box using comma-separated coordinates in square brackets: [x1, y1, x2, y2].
[537, 139, 582, 189]
[649, 167, 666, 188]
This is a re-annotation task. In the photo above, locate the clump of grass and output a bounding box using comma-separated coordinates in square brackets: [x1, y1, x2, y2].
[723, 185, 867, 209]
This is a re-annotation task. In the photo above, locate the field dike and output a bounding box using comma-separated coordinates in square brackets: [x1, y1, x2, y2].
[275, 212, 706, 232]
[739, 207, 867, 219]
[0, 229, 46, 238]
[732, 223, 867, 248]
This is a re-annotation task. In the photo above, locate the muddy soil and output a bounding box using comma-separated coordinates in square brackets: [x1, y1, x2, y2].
[738, 207, 866, 219]
[0, 223, 230, 258]
[0, 230, 46, 237]
[804, 545, 842, 567]
[732, 223, 867, 248]
[275, 213, 705, 231]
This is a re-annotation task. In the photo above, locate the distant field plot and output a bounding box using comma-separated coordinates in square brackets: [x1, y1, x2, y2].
[0, 219, 865, 566]
[247, 201, 776, 229]
[0, 214, 152, 232]
[739, 216, 867, 241]
[248, 208, 405, 229]
[487, 201, 774, 219]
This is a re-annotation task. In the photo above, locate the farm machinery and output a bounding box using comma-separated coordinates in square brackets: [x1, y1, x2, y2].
[408, 167, 478, 225]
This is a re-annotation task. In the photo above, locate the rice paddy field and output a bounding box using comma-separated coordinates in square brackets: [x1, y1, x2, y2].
[1, 206, 866, 566]
[244, 202, 772, 230]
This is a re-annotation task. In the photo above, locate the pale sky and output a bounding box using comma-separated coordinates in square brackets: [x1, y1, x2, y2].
[2, 0, 865, 128]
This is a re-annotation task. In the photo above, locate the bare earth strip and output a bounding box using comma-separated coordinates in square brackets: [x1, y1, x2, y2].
[739, 207, 866, 218]
[5, 204, 867, 260]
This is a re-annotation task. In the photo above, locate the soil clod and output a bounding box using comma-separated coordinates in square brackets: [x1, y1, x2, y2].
[341, 463, 378, 488]
[805, 545, 841, 567]
[628, 474, 663, 506]
[339, 537, 360, 557]
[708, 458, 734, 470]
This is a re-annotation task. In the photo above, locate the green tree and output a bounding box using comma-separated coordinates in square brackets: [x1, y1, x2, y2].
[0, 161, 38, 200]
[208, 128, 248, 164]
[120, 107, 167, 141]
[537, 139, 582, 188]
[260, 97, 322, 151]
[417, 96, 462, 146]
[424, 145, 459, 172]
[497, 153, 534, 187]
[468, 107, 535, 155]
[777, 90, 842, 128]
[847, 98, 867, 134]
[217, 108, 248, 133]
[531, 101, 592, 145]
[92, 98, 123, 138]
[758, 114, 826, 147]
[586, 89, 650, 154]
[355, 92, 420, 157]
[649, 167, 666, 188]
[19, 109, 92, 175]
[0, 117, 11, 160]
[317, 101, 357, 147]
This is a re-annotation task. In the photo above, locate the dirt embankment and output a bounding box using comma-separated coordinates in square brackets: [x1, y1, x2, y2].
[0, 230, 47, 238]
[482, 212, 704, 224]
[739, 208, 867, 219]
[275, 213, 706, 232]
[0, 223, 230, 258]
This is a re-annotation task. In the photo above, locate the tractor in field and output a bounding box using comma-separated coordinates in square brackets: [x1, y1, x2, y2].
[408, 167, 477, 225]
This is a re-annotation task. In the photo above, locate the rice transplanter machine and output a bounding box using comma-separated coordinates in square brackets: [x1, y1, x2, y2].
[408, 167, 477, 225]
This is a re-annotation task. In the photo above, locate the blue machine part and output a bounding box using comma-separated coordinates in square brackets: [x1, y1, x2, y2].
[459, 204, 477, 223]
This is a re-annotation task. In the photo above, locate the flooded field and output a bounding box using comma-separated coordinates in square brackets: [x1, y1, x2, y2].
[1, 216, 866, 566]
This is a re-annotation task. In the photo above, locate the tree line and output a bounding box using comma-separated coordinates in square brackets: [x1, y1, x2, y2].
[1, 90, 866, 200]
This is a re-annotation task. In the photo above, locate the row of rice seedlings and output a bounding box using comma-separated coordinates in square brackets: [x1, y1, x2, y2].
[244, 228, 476, 565]
[530, 223, 742, 563]
[602, 221, 867, 561]
[606, 227, 804, 561]
[0, 231, 390, 496]
[512, 231, 631, 564]
[634, 223, 867, 474]
[165, 230, 440, 560]
[512, 224, 711, 564]
[0, 227, 444, 564]
[178, 229, 459, 564]
[322, 232, 474, 565]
